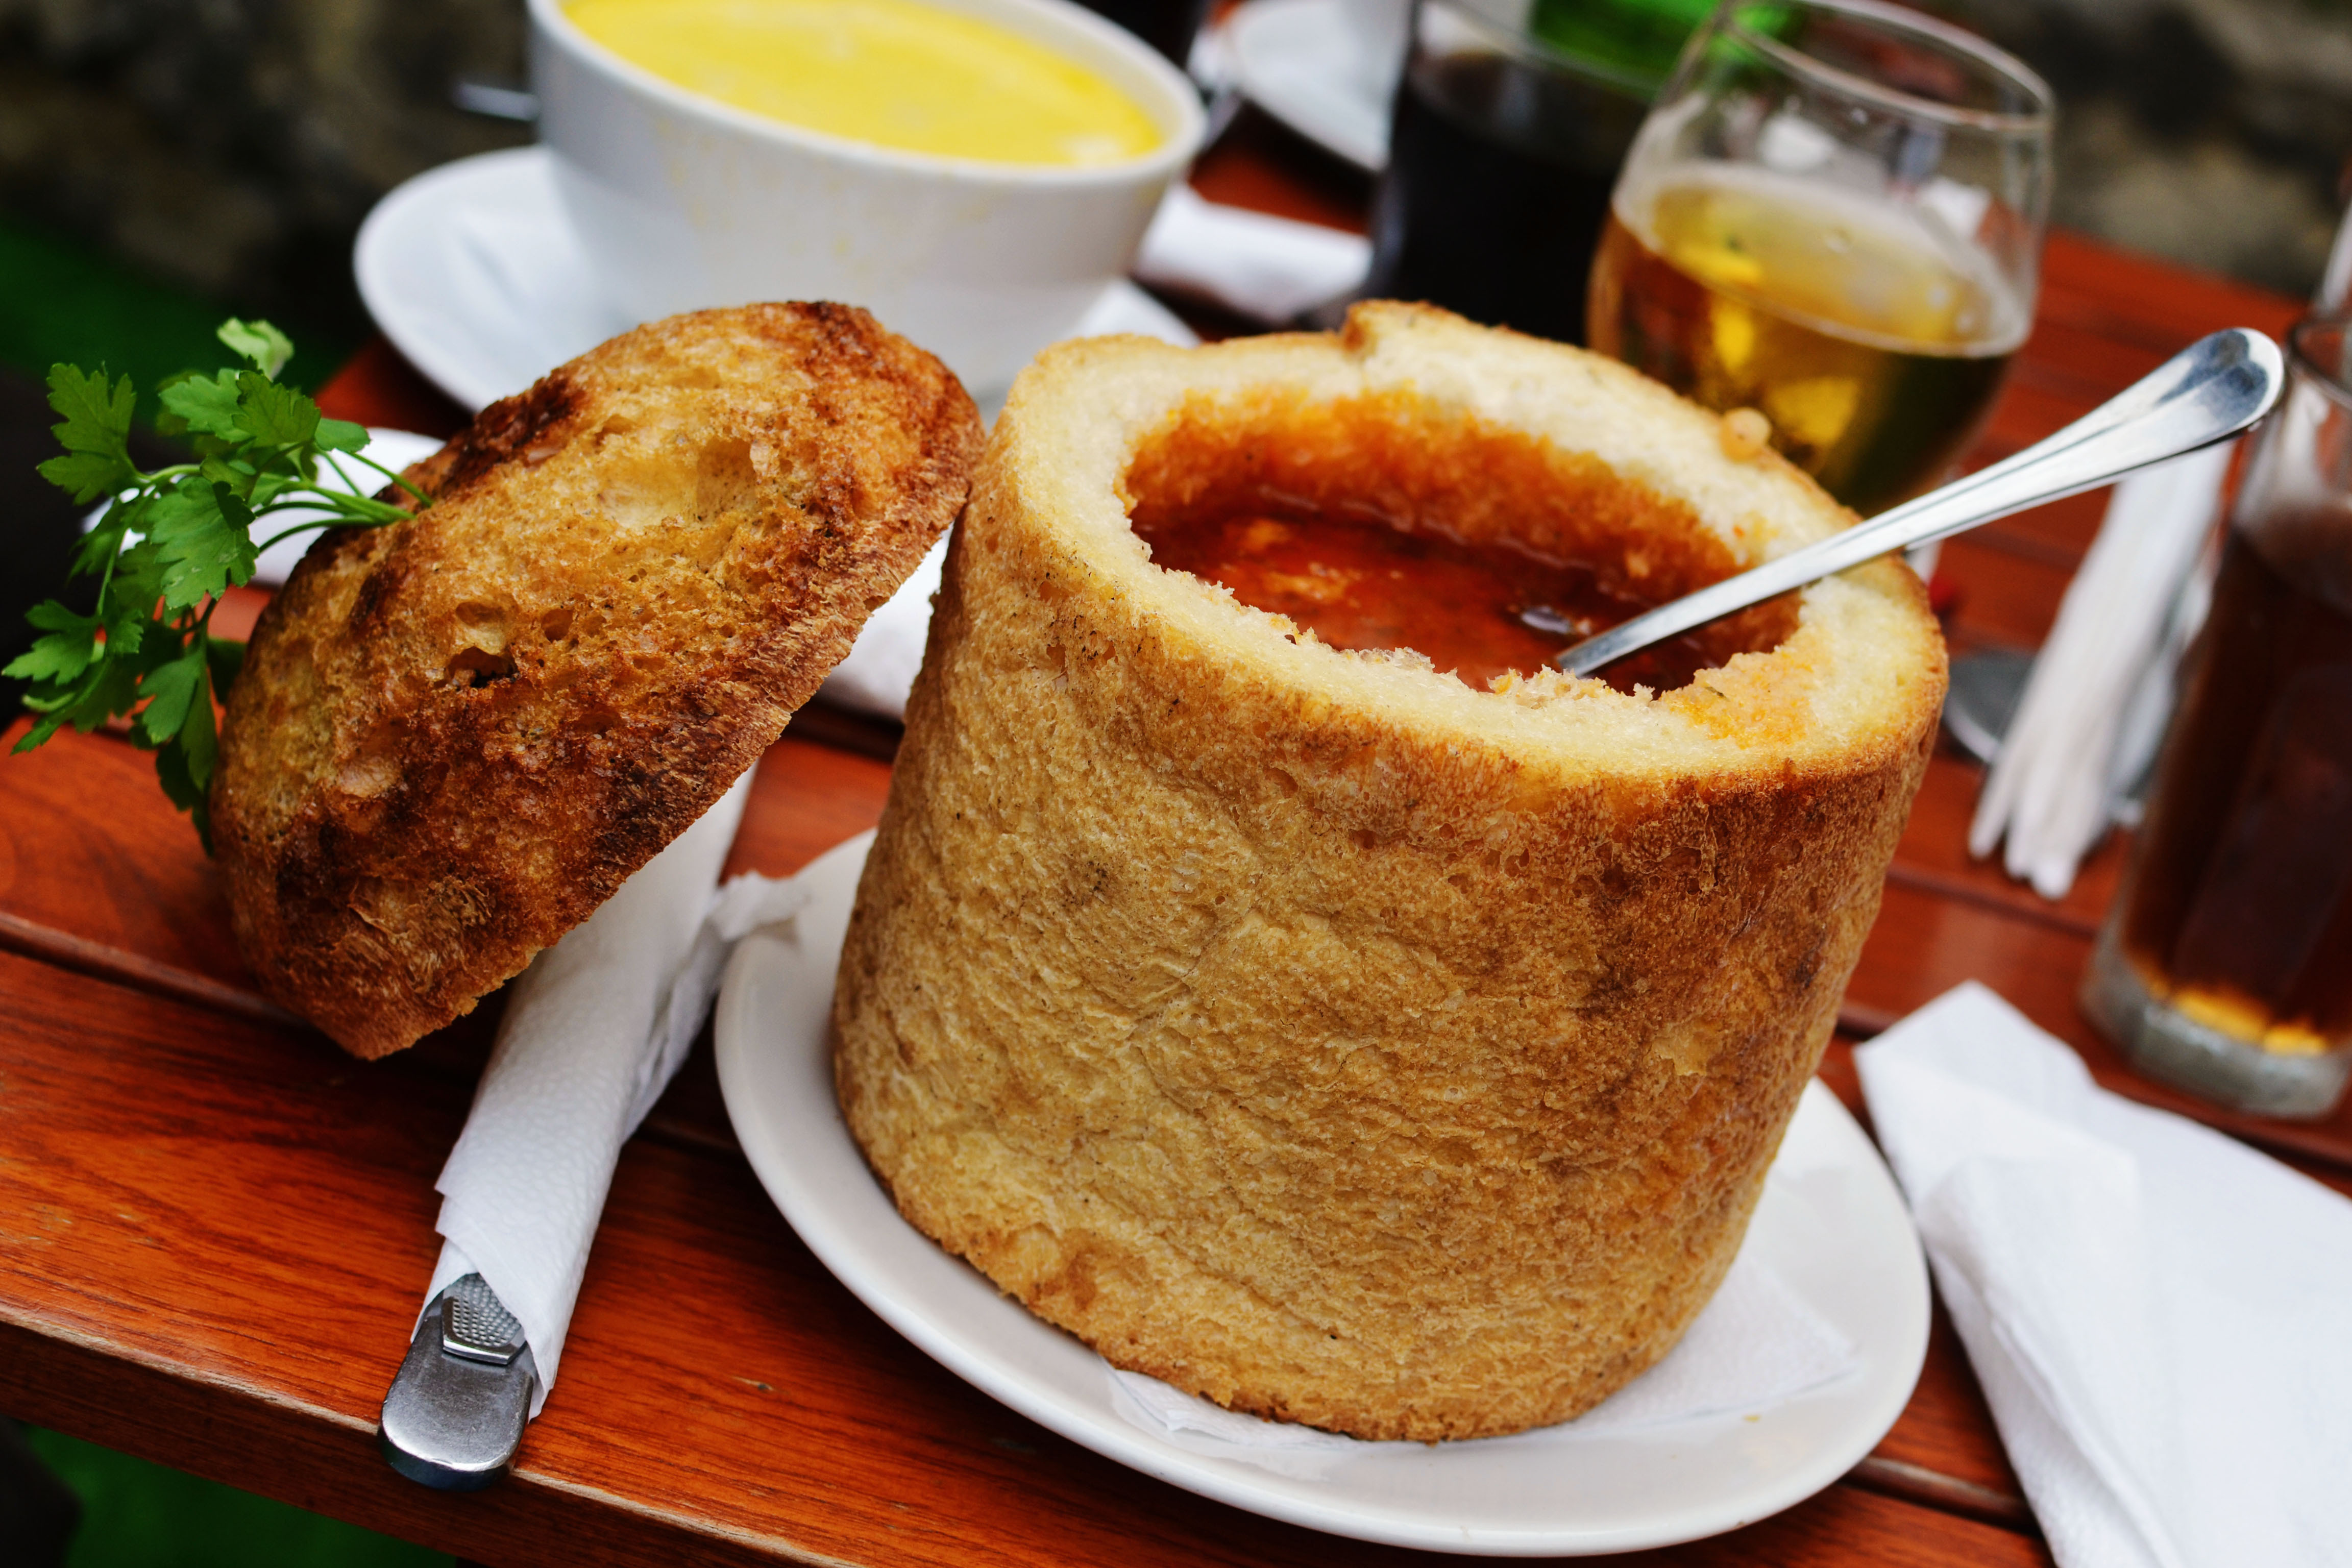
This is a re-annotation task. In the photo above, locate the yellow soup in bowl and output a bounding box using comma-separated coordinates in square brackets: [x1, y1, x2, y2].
[566, 0, 1165, 166]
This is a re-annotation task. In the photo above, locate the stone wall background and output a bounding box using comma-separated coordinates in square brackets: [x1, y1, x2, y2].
[0, 0, 529, 340]
[0, 0, 2346, 336]
[1933, 0, 2352, 297]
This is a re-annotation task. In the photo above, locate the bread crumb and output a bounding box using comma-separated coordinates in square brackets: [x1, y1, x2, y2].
[1719, 408, 1771, 461]
[1352, 645, 1434, 673]
[1491, 666, 1603, 705]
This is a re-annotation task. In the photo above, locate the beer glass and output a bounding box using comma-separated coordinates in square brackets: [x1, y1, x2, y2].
[1587, 0, 2053, 516]
[2082, 311, 2352, 1119]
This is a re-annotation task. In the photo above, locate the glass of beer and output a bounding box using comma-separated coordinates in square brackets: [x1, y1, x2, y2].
[1587, 0, 2053, 516]
[2081, 312, 2352, 1120]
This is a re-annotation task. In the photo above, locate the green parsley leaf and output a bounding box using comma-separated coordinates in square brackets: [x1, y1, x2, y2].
[134, 644, 206, 747]
[107, 538, 167, 646]
[198, 452, 257, 499]
[236, 373, 320, 447]
[74, 501, 134, 577]
[178, 670, 220, 785]
[315, 417, 370, 453]
[154, 732, 214, 850]
[34, 649, 144, 738]
[2, 603, 104, 684]
[205, 636, 245, 696]
[37, 448, 132, 504]
[148, 482, 259, 610]
[159, 371, 244, 440]
[217, 318, 294, 380]
[10, 318, 436, 849]
[39, 365, 136, 501]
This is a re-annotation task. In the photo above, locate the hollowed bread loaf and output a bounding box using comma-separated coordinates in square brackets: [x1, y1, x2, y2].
[215, 303, 981, 1059]
[832, 302, 1943, 1441]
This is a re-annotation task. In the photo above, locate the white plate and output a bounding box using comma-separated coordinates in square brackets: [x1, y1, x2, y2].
[354, 146, 1198, 415]
[713, 834, 1931, 1555]
[1230, 0, 1395, 170]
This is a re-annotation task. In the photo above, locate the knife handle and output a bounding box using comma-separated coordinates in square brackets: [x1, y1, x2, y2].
[378, 1273, 540, 1490]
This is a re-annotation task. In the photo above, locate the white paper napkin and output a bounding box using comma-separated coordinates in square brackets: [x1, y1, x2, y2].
[1134, 183, 1373, 325]
[419, 771, 808, 1412]
[1968, 446, 2233, 898]
[1110, 1227, 1858, 1475]
[1856, 983, 2352, 1568]
[818, 538, 948, 718]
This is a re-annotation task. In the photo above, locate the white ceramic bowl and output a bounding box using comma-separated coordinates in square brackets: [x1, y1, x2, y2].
[527, 0, 1205, 396]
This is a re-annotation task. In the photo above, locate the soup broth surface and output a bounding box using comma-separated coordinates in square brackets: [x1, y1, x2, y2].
[567, 0, 1163, 166]
[1136, 508, 1730, 695]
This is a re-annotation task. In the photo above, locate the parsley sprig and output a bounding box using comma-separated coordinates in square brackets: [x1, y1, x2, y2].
[5, 319, 432, 847]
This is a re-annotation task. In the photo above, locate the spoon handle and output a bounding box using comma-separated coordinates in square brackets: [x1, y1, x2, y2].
[1555, 327, 2285, 679]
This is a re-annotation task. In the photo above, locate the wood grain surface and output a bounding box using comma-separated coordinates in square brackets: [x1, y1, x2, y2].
[0, 937, 2050, 1568]
[0, 119, 2331, 1568]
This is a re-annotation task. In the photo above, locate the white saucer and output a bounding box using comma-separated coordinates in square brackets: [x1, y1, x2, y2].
[1229, 0, 1395, 170]
[350, 145, 1197, 718]
[354, 146, 1197, 415]
[713, 833, 1931, 1556]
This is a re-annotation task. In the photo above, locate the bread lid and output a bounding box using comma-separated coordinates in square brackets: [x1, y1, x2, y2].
[213, 304, 983, 1058]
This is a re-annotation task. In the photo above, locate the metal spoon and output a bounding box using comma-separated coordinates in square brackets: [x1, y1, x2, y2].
[1554, 327, 2284, 679]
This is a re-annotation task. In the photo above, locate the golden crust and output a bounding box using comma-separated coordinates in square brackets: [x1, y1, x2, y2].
[214, 303, 982, 1059]
[832, 303, 1943, 1441]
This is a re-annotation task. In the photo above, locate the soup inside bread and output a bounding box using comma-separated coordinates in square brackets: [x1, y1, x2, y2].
[1122, 388, 1801, 695]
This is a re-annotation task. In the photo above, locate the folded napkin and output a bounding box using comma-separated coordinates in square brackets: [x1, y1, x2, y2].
[1969, 446, 2233, 898]
[1111, 1180, 1859, 1475]
[1856, 984, 2352, 1568]
[2320, 200, 2352, 313]
[1133, 183, 1373, 325]
[818, 539, 948, 718]
[419, 771, 805, 1412]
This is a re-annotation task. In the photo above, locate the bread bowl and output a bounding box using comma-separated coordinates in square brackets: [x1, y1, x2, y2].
[832, 302, 1943, 1441]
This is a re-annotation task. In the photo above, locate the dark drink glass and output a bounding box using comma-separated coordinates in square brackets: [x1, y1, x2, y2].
[1364, 0, 1661, 346]
[2082, 311, 2352, 1118]
[1069, 0, 1211, 65]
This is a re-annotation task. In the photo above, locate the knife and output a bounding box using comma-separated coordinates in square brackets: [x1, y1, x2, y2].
[378, 1273, 540, 1490]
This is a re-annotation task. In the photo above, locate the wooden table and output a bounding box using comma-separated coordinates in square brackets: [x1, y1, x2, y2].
[7, 110, 2351, 1568]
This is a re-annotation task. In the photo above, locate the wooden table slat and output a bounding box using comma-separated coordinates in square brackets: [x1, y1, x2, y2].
[2, 941, 2052, 1567]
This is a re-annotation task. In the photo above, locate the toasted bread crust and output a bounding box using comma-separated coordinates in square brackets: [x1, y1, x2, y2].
[215, 303, 981, 1058]
[834, 304, 1943, 1441]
